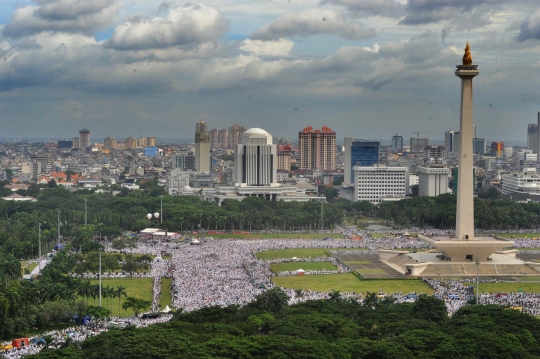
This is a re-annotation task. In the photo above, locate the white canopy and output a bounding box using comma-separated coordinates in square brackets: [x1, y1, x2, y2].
[162, 305, 172, 313]
[296, 269, 305, 273]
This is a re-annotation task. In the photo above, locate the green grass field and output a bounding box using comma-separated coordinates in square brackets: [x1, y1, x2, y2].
[497, 233, 540, 239]
[520, 277, 540, 281]
[160, 277, 172, 309]
[478, 282, 540, 293]
[210, 233, 344, 239]
[256, 248, 367, 260]
[273, 273, 434, 294]
[270, 262, 338, 273]
[81, 278, 154, 317]
[369, 233, 388, 238]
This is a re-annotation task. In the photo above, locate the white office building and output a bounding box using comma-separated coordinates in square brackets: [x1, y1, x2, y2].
[353, 165, 409, 203]
[418, 167, 451, 197]
[501, 169, 540, 195]
[166, 168, 191, 195]
[235, 128, 277, 186]
[205, 127, 325, 205]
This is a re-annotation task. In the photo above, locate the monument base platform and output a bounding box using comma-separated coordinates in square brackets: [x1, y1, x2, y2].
[418, 234, 514, 261]
[383, 250, 540, 277]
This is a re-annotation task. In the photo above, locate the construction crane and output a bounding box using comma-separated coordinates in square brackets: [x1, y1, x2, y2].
[413, 131, 434, 138]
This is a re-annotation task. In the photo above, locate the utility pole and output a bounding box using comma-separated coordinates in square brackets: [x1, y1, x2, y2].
[320, 200, 324, 231]
[38, 223, 41, 275]
[160, 195, 163, 224]
[85, 199, 87, 225]
[99, 249, 102, 307]
[475, 260, 479, 305]
[57, 209, 60, 244]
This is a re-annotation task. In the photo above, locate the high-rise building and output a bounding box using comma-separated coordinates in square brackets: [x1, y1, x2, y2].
[344, 138, 379, 183]
[353, 165, 408, 203]
[490, 142, 504, 157]
[79, 129, 90, 149]
[30, 152, 52, 173]
[228, 125, 246, 148]
[410, 137, 429, 153]
[104, 137, 117, 149]
[277, 144, 292, 172]
[527, 124, 538, 153]
[218, 129, 228, 148]
[424, 146, 444, 164]
[57, 140, 73, 149]
[125, 137, 137, 149]
[210, 129, 219, 148]
[391, 134, 403, 151]
[536, 112, 540, 162]
[298, 126, 336, 171]
[173, 152, 196, 170]
[473, 138, 486, 154]
[235, 128, 276, 186]
[72, 137, 79, 149]
[195, 121, 210, 172]
[147, 137, 156, 147]
[445, 131, 460, 157]
[137, 138, 147, 148]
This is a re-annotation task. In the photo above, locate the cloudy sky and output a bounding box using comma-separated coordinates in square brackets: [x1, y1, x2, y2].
[1, 0, 540, 144]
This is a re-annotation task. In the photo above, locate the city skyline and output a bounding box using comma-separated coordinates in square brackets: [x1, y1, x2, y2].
[0, 1, 540, 140]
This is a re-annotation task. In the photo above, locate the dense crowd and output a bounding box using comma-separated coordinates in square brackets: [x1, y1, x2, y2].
[8, 225, 540, 358]
[0, 315, 172, 359]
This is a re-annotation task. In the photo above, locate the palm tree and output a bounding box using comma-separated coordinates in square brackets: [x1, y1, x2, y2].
[77, 280, 93, 305]
[115, 286, 128, 317]
[103, 286, 116, 311]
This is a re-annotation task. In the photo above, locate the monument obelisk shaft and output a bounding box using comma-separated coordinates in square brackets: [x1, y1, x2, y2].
[455, 43, 479, 240]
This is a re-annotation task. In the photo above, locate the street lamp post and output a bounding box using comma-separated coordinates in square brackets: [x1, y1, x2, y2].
[38, 223, 41, 275]
[475, 260, 480, 305]
[85, 199, 87, 225]
[57, 209, 60, 245]
[99, 248, 102, 307]
[160, 195, 163, 224]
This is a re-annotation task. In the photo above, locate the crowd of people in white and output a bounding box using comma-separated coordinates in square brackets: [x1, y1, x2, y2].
[5, 225, 540, 358]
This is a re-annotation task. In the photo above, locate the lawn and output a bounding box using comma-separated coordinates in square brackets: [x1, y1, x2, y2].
[479, 282, 540, 293]
[519, 277, 540, 281]
[497, 233, 540, 239]
[210, 233, 344, 239]
[270, 262, 338, 273]
[82, 278, 154, 317]
[273, 273, 434, 294]
[160, 277, 172, 309]
[256, 248, 367, 260]
[369, 233, 388, 238]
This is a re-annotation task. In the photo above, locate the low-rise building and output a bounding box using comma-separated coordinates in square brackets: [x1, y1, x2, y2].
[418, 166, 451, 197]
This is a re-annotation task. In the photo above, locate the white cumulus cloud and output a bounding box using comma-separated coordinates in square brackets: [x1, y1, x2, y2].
[105, 3, 229, 50]
[251, 8, 376, 41]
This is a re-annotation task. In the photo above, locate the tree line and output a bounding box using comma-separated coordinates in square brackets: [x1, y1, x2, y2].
[26, 288, 540, 358]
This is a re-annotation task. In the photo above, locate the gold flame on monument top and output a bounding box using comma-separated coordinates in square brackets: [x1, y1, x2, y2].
[462, 42, 472, 65]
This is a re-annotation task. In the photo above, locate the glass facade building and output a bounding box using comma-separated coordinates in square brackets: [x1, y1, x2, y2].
[344, 138, 379, 183]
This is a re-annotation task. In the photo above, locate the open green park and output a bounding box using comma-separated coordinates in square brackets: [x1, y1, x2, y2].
[478, 281, 540, 293]
[210, 233, 344, 239]
[82, 278, 154, 317]
[270, 262, 338, 273]
[160, 277, 172, 308]
[273, 273, 435, 294]
[256, 247, 366, 260]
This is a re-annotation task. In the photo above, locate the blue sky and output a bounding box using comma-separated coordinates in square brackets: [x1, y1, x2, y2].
[0, 0, 540, 144]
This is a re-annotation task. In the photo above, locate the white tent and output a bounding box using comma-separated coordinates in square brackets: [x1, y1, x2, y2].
[162, 305, 172, 313]
[296, 269, 305, 273]
[292, 257, 298, 260]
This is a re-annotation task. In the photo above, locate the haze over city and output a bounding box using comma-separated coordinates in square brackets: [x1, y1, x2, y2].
[1, 0, 540, 141]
